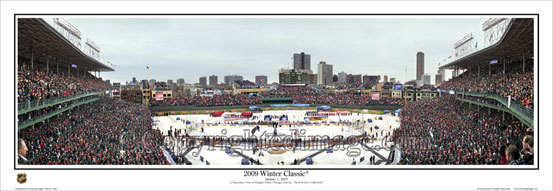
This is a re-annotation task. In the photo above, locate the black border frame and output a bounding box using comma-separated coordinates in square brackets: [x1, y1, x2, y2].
[14, 13, 539, 171]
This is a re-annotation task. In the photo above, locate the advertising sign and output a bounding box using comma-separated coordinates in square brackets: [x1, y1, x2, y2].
[155, 92, 164, 101]
[370, 92, 380, 101]
[393, 84, 403, 90]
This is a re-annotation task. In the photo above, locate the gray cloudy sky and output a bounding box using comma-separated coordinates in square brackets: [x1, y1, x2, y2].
[60, 17, 488, 84]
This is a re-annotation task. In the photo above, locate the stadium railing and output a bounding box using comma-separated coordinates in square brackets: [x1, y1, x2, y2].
[17, 97, 101, 130]
[456, 91, 534, 120]
[455, 95, 533, 128]
[18, 91, 104, 115]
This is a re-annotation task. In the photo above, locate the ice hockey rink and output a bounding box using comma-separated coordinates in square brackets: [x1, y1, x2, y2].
[153, 110, 401, 165]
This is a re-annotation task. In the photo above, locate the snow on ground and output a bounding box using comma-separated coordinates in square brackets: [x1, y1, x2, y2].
[155, 110, 401, 165]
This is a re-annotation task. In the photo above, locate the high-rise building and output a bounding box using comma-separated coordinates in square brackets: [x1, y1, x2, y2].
[224, 75, 243, 84]
[383, 75, 388, 83]
[309, 74, 317, 85]
[417, 52, 425, 80]
[177, 78, 185, 85]
[255, 75, 268, 86]
[132, 77, 137, 85]
[149, 79, 156, 86]
[317, 61, 333, 85]
[435, 73, 443, 86]
[422, 74, 431, 85]
[293, 52, 311, 70]
[199, 76, 207, 86]
[167, 79, 174, 86]
[346, 74, 362, 85]
[338, 71, 347, 85]
[362, 75, 380, 86]
[209, 75, 218, 86]
[140, 79, 148, 88]
[439, 68, 446, 78]
[332, 75, 338, 83]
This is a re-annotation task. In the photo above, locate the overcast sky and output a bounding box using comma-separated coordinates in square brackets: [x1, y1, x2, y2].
[57, 17, 488, 85]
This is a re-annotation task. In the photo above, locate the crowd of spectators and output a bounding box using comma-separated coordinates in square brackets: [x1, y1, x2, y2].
[17, 68, 112, 104]
[265, 85, 321, 96]
[439, 70, 533, 109]
[292, 93, 403, 106]
[18, 97, 168, 165]
[149, 85, 403, 107]
[149, 94, 262, 107]
[393, 95, 532, 165]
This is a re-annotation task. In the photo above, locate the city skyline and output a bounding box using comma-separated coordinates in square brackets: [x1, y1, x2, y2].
[59, 17, 488, 84]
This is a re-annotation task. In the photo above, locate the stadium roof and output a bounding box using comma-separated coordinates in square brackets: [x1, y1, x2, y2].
[18, 18, 114, 72]
[439, 18, 534, 70]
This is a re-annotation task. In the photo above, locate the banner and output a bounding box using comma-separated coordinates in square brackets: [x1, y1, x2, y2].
[393, 84, 403, 90]
[155, 92, 164, 101]
[304, 116, 328, 121]
[270, 104, 310, 107]
[508, 95, 511, 108]
[370, 92, 380, 101]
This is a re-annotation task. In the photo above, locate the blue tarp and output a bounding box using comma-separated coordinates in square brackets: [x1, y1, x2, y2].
[249, 106, 263, 111]
[306, 157, 313, 165]
[351, 161, 357, 165]
[368, 119, 373, 123]
[383, 110, 390, 114]
[374, 126, 380, 129]
[176, 117, 181, 120]
[327, 148, 333, 153]
[360, 156, 365, 162]
[317, 105, 331, 111]
[241, 158, 250, 165]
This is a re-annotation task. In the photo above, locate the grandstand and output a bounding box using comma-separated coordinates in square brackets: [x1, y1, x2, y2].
[439, 18, 534, 127]
[17, 18, 167, 165]
[392, 18, 535, 165]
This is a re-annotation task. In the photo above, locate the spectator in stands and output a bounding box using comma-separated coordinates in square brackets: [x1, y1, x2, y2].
[506, 145, 524, 165]
[18, 138, 28, 164]
[394, 95, 528, 165]
[18, 97, 168, 165]
[522, 136, 534, 165]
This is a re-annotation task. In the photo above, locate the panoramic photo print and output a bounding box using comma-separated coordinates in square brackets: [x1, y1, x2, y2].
[16, 16, 535, 167]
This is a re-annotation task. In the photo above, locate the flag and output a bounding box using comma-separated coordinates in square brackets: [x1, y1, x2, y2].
[475, 42, 478, 48]
[146, 66, 149, 70]
[489, 34, 493, 41]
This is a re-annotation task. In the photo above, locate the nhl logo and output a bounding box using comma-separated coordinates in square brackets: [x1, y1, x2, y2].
[17, 173, 27, 184]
